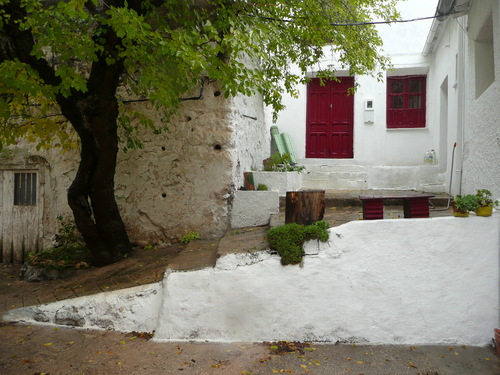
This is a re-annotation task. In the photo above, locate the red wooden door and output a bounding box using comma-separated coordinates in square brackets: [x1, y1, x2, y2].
[306, 77, 354, 158]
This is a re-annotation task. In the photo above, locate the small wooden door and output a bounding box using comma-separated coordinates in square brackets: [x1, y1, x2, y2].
[306, 77, 354, 158]
[0, 170, 42, 263]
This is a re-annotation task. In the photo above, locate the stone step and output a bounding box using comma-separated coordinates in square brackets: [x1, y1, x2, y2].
[217, 227, 270, 257]
[167, 240, 219, 271]
[300, 163, 366, 173]
[302, 171, 368, 190]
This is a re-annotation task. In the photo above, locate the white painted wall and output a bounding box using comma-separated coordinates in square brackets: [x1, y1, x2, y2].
[423, 17, 464, 197]
[229, 93, 270, 189]
[4, 283, 163, 333]
[461, 0, 500, 199]
[6, 214, 499, 345]
[156, 215, 499, 345]
[230, 190, 279, 228]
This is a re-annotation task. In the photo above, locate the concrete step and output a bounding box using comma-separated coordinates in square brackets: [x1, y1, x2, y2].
[302, 171, 368, 190]
[300, 163, 366, 173]
[217, 227, 270, 257]
[167, 240, 219, 271]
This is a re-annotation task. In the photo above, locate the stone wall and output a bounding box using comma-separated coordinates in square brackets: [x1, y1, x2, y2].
[115, 84, 235, 244]
[2, 82, 267, 251]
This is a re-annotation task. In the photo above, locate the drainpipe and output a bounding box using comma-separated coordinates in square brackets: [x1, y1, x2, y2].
[456, 16, 467, 195]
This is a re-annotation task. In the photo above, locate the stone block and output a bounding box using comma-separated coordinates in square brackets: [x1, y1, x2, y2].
[230, 190, 279, 228]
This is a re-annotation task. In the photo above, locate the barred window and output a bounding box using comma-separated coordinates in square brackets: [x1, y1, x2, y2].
[14, 172, 37, 205]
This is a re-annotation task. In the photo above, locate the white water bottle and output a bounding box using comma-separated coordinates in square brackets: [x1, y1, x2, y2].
[430, 149, 437, 164]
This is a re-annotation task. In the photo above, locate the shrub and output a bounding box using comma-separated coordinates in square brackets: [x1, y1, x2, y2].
[267, 221, 329, 265]
[27, 215, 90, 270]
[257, 183, 268, 191]
[263, 152, 305, 172]
[180, 231, 201, 244]
[453, 194, 479, 212]
[475, 189, 499, 208]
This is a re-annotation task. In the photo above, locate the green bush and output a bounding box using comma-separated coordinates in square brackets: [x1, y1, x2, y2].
[27, 215, 90, 270]
[263, 152, 305, 172]
[267, 221, 329, 265]
[27, 246, 90, 270]
[453, 194, 479, 212]
[180, 231, 201, 244]
[475, 189, 499, 208]
[257, 183, 268, 191]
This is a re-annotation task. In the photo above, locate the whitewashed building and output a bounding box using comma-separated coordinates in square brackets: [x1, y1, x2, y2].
[267, 0, 500, 199]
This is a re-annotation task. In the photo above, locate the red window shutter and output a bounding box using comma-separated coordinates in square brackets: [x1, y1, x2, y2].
[387, 75, 426, 128]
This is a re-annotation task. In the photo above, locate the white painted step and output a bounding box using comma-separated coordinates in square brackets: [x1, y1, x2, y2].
[302, 171, 368, 190]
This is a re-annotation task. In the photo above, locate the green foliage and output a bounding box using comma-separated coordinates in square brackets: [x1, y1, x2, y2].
[27, 215, 90, 269]
[264, 152, 305, 172]
[267, 221, 329, 265]
[53, 215, 86, 249]
[453, 194, 479, 213]
[475, 189, 499, 208]
[27, 246, 90, 270]
[0, 0, 399, 150]
[180, 231, 201, 244]
[257, 183, 268, 191]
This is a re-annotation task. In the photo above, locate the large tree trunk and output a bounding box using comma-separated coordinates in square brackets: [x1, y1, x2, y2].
[63, 95, 131, 266]
[2, 1, 132, 266]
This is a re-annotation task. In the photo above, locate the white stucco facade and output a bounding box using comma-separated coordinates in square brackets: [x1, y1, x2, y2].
[460, 0, 500, 198]
[6, 214, 499, 346]
[266, 0, 446, 192]
[266, 0, 499, 198]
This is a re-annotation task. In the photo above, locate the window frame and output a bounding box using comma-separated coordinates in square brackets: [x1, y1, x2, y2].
[14, 172, 37, 206]
[386, 75, 427, 129]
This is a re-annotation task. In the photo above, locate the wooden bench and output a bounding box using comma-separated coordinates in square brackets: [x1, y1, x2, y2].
[359, 194, 435, 220]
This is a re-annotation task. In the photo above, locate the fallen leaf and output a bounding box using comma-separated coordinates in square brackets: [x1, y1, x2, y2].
[211, 360, 229, 368]
[43, 343, 52, 346]
[356, 361, 363, 364]
[408, 361, 417, 368]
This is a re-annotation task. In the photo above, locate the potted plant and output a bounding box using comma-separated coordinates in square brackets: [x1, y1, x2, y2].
[474, 189, 499, 217]
[451, 194, 479, 217]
